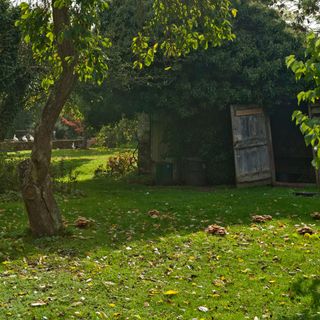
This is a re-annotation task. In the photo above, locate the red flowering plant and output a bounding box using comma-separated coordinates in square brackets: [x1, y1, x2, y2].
[60, 116, 84, 137]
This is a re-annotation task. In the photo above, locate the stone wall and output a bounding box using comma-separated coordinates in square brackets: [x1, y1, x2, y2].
[0, 139, 85, 152]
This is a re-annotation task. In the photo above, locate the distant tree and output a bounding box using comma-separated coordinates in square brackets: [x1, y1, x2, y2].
[0, 0, 32, 140]
[79, 0, 303, 185]
[88, 0, 302, 117]
[16, 0, 236, 236]
[265, 0, 320, 31]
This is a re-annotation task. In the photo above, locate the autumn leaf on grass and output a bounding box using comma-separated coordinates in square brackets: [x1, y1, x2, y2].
[251, 215, 273, 223]
[148, 209, 161, 218]
[198, 306, 209, 312]
[96, 311, 108, 319]
[74, 216, 94, 228]
[30, 300, 47, 307]
[311, 212, 320, 220]
[205, 224, 227, 236]
[297, 226, 315, 235]
[164, 290, 178, 296]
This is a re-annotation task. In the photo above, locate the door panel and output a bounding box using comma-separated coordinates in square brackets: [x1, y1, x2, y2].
[230, 105, 274, 186]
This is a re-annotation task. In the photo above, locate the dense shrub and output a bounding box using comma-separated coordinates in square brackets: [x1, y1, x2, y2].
[96, 117, 138, 148]
[0, 153, 19, 194]
[95, 151, 137, 178]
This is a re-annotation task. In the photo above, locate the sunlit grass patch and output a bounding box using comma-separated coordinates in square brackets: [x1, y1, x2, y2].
[0, 149, 320, 319]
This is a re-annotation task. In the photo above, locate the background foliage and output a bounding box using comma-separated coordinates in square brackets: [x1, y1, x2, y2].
[83, 0, 304, 184]
[0, 0, 34, 140]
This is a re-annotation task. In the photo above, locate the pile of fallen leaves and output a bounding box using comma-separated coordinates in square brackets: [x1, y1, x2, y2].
[74, 217, 94, 228]
[311, 212, 320, 220]
[205, 224, 227, 236]
[251, 215, 273, 223]
[297, 226, 315, 235]
[148, 209, 161, 218]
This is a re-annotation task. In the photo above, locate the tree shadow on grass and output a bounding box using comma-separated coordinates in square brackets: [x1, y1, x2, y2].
[51, 157, 92, 177]
[1, 176, 320, 262]
[278, 278, 320, 319]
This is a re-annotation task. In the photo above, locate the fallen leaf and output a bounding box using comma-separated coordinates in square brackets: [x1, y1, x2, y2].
[148, 209, 160, 218]
[205, 224, 227, 236]
[30, 300, 47, 307]
[74, 216, 94, 228]
[252, 215, 273, 223]
[198, 306, 209, 312]
[297, 226, 314, 235]
[164, 290, 178, 296]
[311, 212, 320, 220]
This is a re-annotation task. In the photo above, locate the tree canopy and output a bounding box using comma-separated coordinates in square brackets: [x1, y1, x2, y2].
[0, 0, 32, 140]
[80, 0, 303, 129]
[15, 0, 238, 236]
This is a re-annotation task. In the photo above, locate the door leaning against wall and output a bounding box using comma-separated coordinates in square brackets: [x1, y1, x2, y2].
[230, 105, 275, 187]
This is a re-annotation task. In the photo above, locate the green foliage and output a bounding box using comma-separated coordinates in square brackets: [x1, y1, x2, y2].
[76, 0, 304, 184]
[96, 117, 138, 148]
[0, 152, 83, 198]
[94, 151, 137, 177]
[0, 153, 20, 195]
[287, 33, 320, 169]
[78, 0, 303, 134]
[286, 33, 320, 104]
[263, 0, 320, 32]
[16, 0, 112, 89]
[16, 0, 236, 90]
[292, 110, 320, 168]
[0, 0, 33, 140]
[132, 0, 236, 68]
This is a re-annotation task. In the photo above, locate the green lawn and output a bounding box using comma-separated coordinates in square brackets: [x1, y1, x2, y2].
[1, 149, 320, 319]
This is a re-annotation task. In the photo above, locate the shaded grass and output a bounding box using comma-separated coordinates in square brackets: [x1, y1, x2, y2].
[0, 149, 320, 319]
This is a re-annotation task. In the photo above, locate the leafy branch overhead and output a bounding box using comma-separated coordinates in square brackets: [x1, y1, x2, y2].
[16, 0, 112, 88]
[286, 33, 320, 169]
[132, 0, 237, 68]
[17, 0, 236, 78]
[292, 110, 320, 168]
[286, 34, 320, 105]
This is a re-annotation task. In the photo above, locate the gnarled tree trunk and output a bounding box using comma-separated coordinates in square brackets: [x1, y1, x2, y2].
[19, 70, 76, 236]
[19, 2, 76, 237]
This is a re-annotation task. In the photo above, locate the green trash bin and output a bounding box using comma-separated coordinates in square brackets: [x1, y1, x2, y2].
[155, 161, 173, 185]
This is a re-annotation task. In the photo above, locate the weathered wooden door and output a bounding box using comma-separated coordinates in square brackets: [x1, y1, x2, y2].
[230, 105, 275, 186]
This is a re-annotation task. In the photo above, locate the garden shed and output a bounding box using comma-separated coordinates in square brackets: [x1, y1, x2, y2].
[133, 1, 319, 187]
[137, 103, 317, 187]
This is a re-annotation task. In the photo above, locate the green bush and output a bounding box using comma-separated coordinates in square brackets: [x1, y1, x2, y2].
[0, 153, 19, 194]
[95, 151, 137, 178]
[96, 117, 138, 148]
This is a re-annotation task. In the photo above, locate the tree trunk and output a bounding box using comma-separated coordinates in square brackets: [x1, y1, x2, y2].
[19, 2, 77, 236]
[19, 70, 76, 236]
